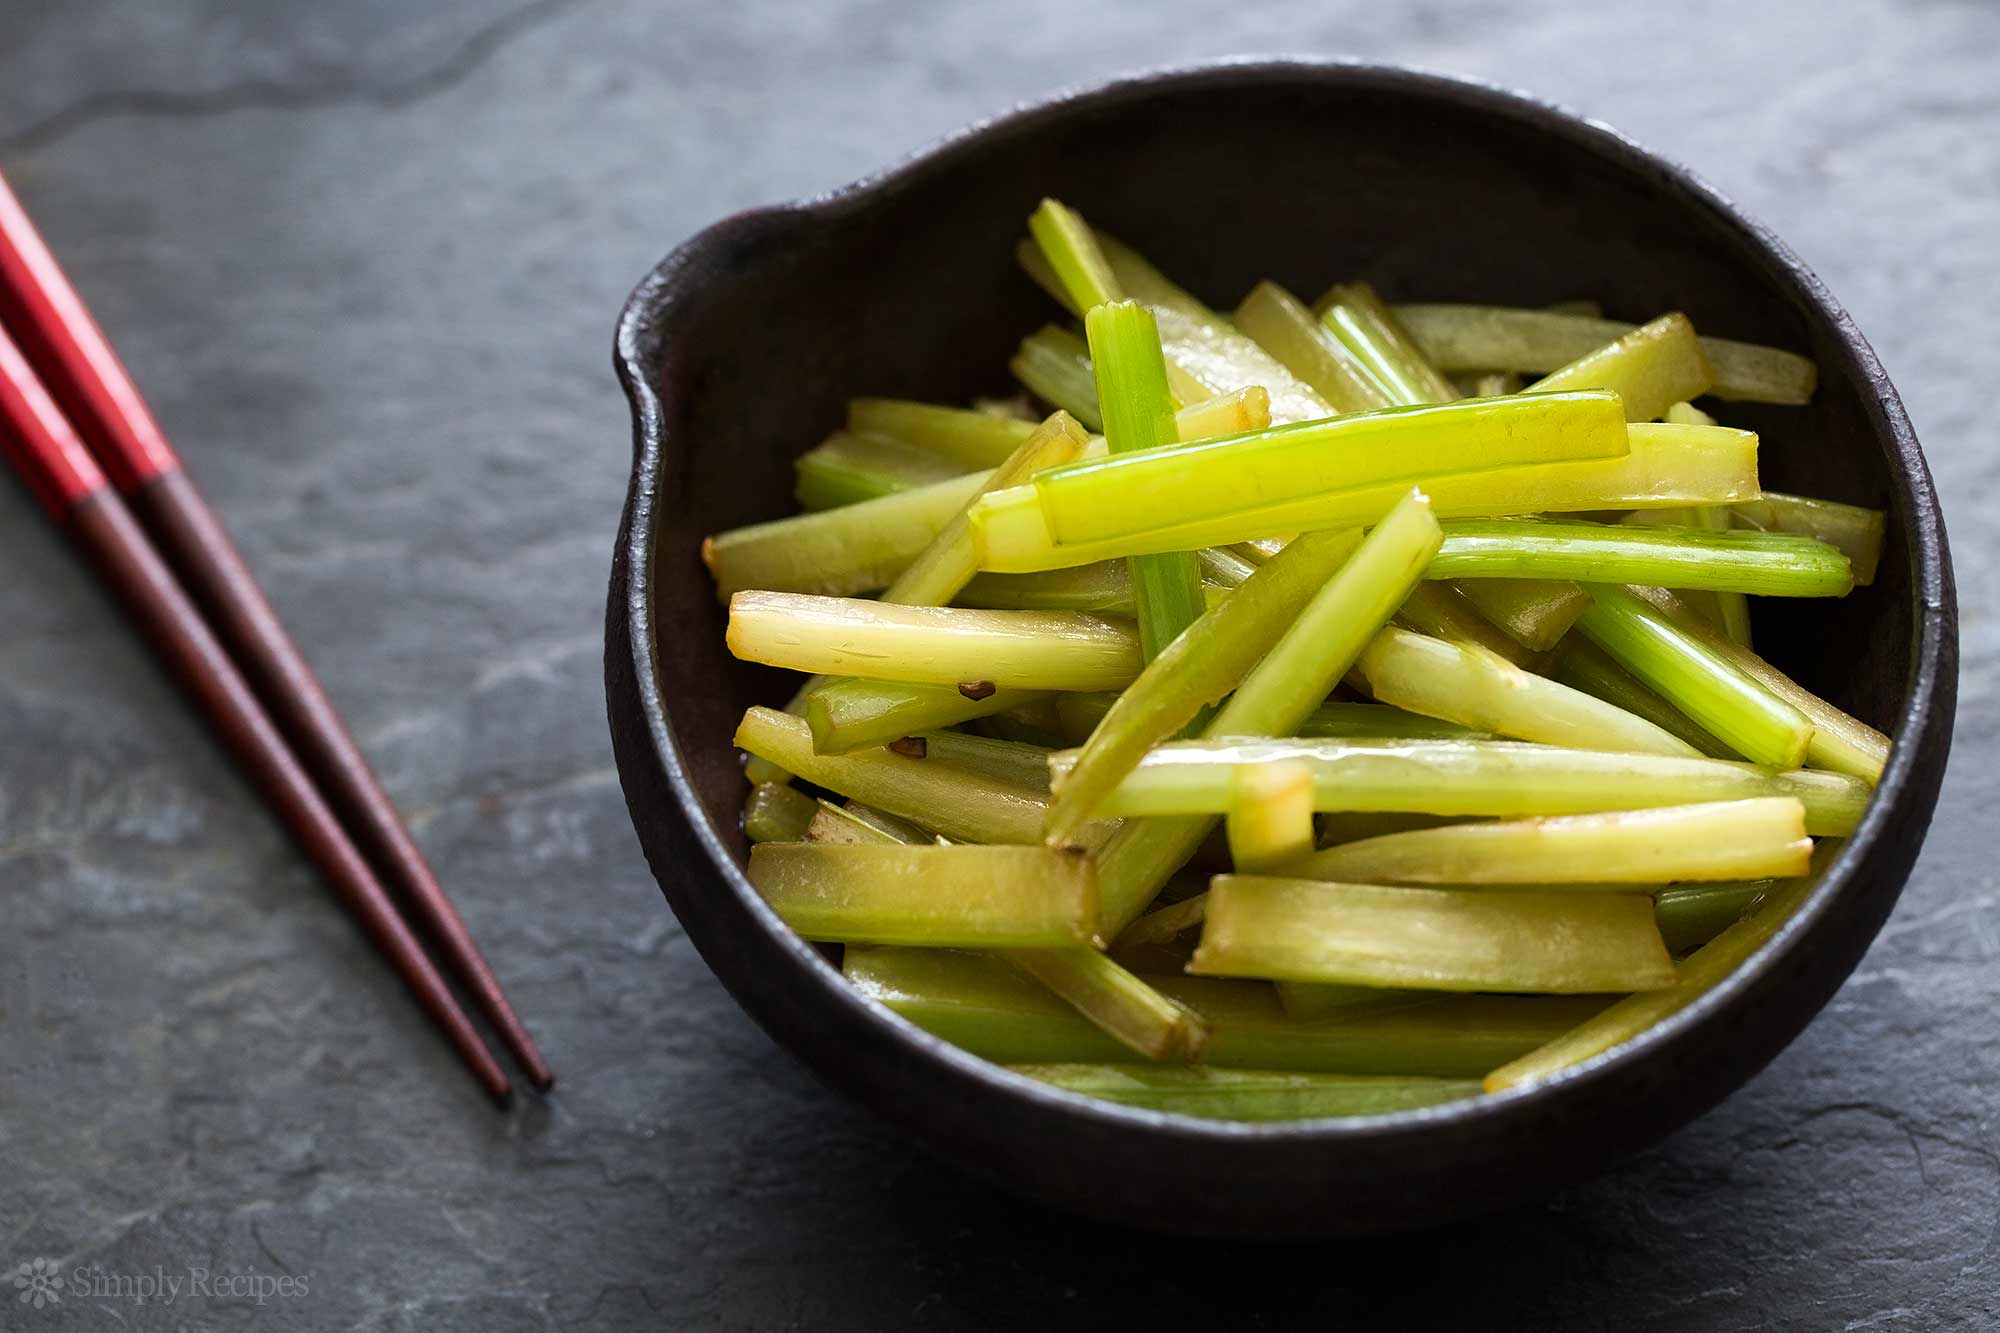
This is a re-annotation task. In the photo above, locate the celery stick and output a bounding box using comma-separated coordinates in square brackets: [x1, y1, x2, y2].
[1087, 301, 1207, 661]
[1029, 391, 1626, 547]
[727, 594, 1142, 692]
[1694, 506, 1755, 645]
[1112, 894, 1209, 950]
[1011, 325, 1102, 429]
[1431, 519, 1852, 597]
[1056, 692, 1481, 748]
[1004, 949, 1211, 1060]
[804, 799, 935, 846]
[1041, 527, 1364, 846]
[1554, 637, 1734, 759]
[795, 431, 968, 509]
[1730, 491, 1884, 586]
[848, 397, 1037, 469]
[1354, 626, 1700, 756]
[1028, 197, 1123, 311]
[1233, 280, 1395, 412]
[1314, 281, 1462, 406]
[1192, 877, 1675, 993]
[806, 679, 1039, 754]
[1574, 585, 1813, 768]
[1234, 538, 1286, 563]
[845, 946, 1609, 1075]
[1656, 881, 1766, 954]
[917, 730, 1052, 791]
[958, 563, 1134, 613]
[1397, 581, 1547, 669]
[1666, 401, 1716, 426]
[1008, 1063, 1480, 1120]
[1227, 760, 1316, 872]
[1485, 846, 1833, 1090]
[1451, 578, 1592, 652]
[707, 472, 988, 600]
[1293, 798, 1811, 885]
[1527, 313, 1715, 421]
[737, 706, 1071, 845]
[970, 421, 1755, 572]
[1056, 737, 1871, 835]
[1393, 304, 1819, 404]
[748, 842, 1097, 947]
[743, 782, 818, 842]
[1274, 982, 1435, 1023]
[1631, 587, 1889, 782]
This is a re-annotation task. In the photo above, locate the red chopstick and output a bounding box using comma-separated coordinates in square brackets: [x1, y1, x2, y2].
[0, 326, 512, 1099]
[0, 170, 550, 1092]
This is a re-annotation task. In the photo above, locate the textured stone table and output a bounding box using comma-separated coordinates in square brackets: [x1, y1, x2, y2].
[1, 2, 1993, 1328]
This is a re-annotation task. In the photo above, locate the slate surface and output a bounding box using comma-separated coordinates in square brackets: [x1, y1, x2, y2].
[0, 1, 1993, 1328]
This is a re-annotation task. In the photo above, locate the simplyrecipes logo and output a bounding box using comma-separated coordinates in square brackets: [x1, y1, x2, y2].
[11, 1256, 310, 1313]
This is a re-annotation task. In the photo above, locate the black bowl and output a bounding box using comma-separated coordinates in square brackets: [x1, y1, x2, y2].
[606, 60, 1955, 1236]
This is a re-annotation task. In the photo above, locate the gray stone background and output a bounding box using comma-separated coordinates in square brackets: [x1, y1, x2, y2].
[0, 0, 1992, 1328]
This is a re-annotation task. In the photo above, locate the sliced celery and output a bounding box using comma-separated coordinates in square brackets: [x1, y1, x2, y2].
[1292, 798, 1811, 884]
[806, 679, 1038, 754]
[1656, 881, 1766, 955]
[1354, 626, 1700, 756]
[1192, 877, 1675, 993]
[726, 594, 1142, 692]
[1393, 303, 1819, 404]
[1054, 737, 1870, 835]
[1227, 760, 1316, 872]
[1010, 325, 1103, 429]
[743, 782, 818, 842]
[1730, 491, 1885, 586]
[1027, 198, 1122, 311]
[848, 397, 1037, 469]
[1527, 313, 1715, 421]
[1004, 949, 1211, 1061]
[917, 730, 1052, 791]
[1314, 281, 1461, 406]
[1450, 578, 1592, 653]
[1666, 401, 1716, 426]
[1112, 894, 1210, 951]
[1574, 585, 1813, 768]
[748, 842, 1097, 947]
[1232, 280, 1394, 412]
[1008, 1063, 1480, 1120]
[958, 563, 1135, 614]
[1056, 692, 1481, 748]
[707, 471, 987, 600]
[1553, 637, 1734, 759]
[804, 799, 933, 846]
[795, 431, 967, 509]
[1274, 982, 1435, 1023]
[844, 946, 1610, 1076]
[1431, 519, 1852, 597]
[1397, 581, 1547, 669]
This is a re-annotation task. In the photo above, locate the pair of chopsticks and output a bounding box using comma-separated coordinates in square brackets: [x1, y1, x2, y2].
[0, 170, 550, 1101]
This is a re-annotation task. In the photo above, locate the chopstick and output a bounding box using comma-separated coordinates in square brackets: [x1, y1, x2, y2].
[0, 326, 513, 1099]
[0, 170, 551, 1095]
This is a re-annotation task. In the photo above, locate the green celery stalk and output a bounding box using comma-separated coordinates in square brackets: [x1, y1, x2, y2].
[1485, 845, 1835, 1090]
[1233, 280, 1395, 412]
[1397, 581, 1548, 669]
[1553, 637, 1734, 759]
[844, 946, 1610, 1076]
[742, 781, 818, 842]
[1041, 527, 1363, 846]
[1450, 578, 1592, 653]
[1191, 877, 1676, 993]
[1007, 1063, 1480, 1120]
[1053, 737, 1871, 835]
[1392, 303, 1819, 404]
[726, 594, 1142, 692]
[1010, 325, 1103, 429]
[1086, 301, 1207, 661]
[1292, 797, 1811, 884]
[1314, 281, 1462, 406]
[804, 799, 934, 846]
[1430, 519, 1853, 597]
[1027, 198, 1123, 310]
[1527, 313, 1715, 421]
[1274, 982, 1437, 1023]
[916, 730, 1052, 791]
[1003, 949, 1211, 1061]
[1622, 506, 1755, 644]
[957, 563, 1135, 613]
[1729, 491, 1884, 586]
[795, 431, 969, 509]
[969, 421, 1755, 572]
[1631, 587, 1890, 782]
[1574, 584, 1813, 768]
[1056, 692, 1481, 748]
[806, 680, 1039, 754]
[1354, 625, 1700, 756]
[1111, 894, 1209, 951]
[1227, 759, 1316, 872]
[1656, 881, 1767, 955]
[748, 842, 1096, 946]
[848, 397, 1037, 469]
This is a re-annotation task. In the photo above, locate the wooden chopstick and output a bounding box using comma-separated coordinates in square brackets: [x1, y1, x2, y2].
[0, 171, 551, 1092]
[0, 326, 512, 1099]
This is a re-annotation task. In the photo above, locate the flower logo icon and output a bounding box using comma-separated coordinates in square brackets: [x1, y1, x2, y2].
[12, 1258, 63, 1309]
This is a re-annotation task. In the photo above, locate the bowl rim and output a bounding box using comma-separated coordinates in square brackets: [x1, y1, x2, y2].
[611, 58, 1955, 1147]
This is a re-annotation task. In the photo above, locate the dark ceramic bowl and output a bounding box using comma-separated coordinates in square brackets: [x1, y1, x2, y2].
[606, 60, 1955, 1236]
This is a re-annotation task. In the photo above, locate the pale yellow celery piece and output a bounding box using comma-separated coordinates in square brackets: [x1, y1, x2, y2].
[1232, 280, 1395, 413]
[1528, 313, 1716, 422]
[1396, 581, 1546, 670]
[1453, 578, 1593, 653]
[1666, 401, 1717, 427]
[1112, 894, 1210, 951]
[1227, 760, 1316, 873]
[848, 398, 1037, 469]
[1293, 797, 1812, 885]
[1728, 492, 1884, 586]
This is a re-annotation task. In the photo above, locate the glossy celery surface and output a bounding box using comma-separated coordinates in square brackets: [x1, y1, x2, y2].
[1398, 581, 1546, 667]
[912, 730, 1053, 790]
[1191, 877, 1676, 993]
[1450, 578, 1590, 653]
[1087, 301, 1207, 662]
[747, 842, 1097, 947]
[1041, 527, 1362, 846]
[1626, 505, 1755, 645]
[708, 471, 988, 599]
[1574, 585, 1813, 768]
[1392, 303, 1819, 404]
[727, 594, 1143, 692]
[1054, 737, 1871, 835]
[1004, 949, 1211, 1061]
[1008, 1064, 1480, 1120]
[847, 397, 1037, 469]
[742, 782, 818, 843]
[1315, 281, 1461, 406]
[1354, 626, 1700, 756]
[1027, 197, 1122, 311]
[1527, 313, 1715, 421]
[1293, 798, 1811, 885]
[844, 946, 1610, 1076]
[795, 431, 968, 509]
[1430, 519, 1852, 596]
[969, 421, 1757, 572]
[1553, 637, 1734, 759]
[1010, 325, 1103, 429]
[806, 679, 1038, 754]
[1232, 280, 1394, 412]
[1656, 881, 1767, 955]
[1227, 760, 1316, 873]
[1730, 491, 1884, 585]
[958, 563, 1137, 614]
[1056, 692, 1480, 748]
